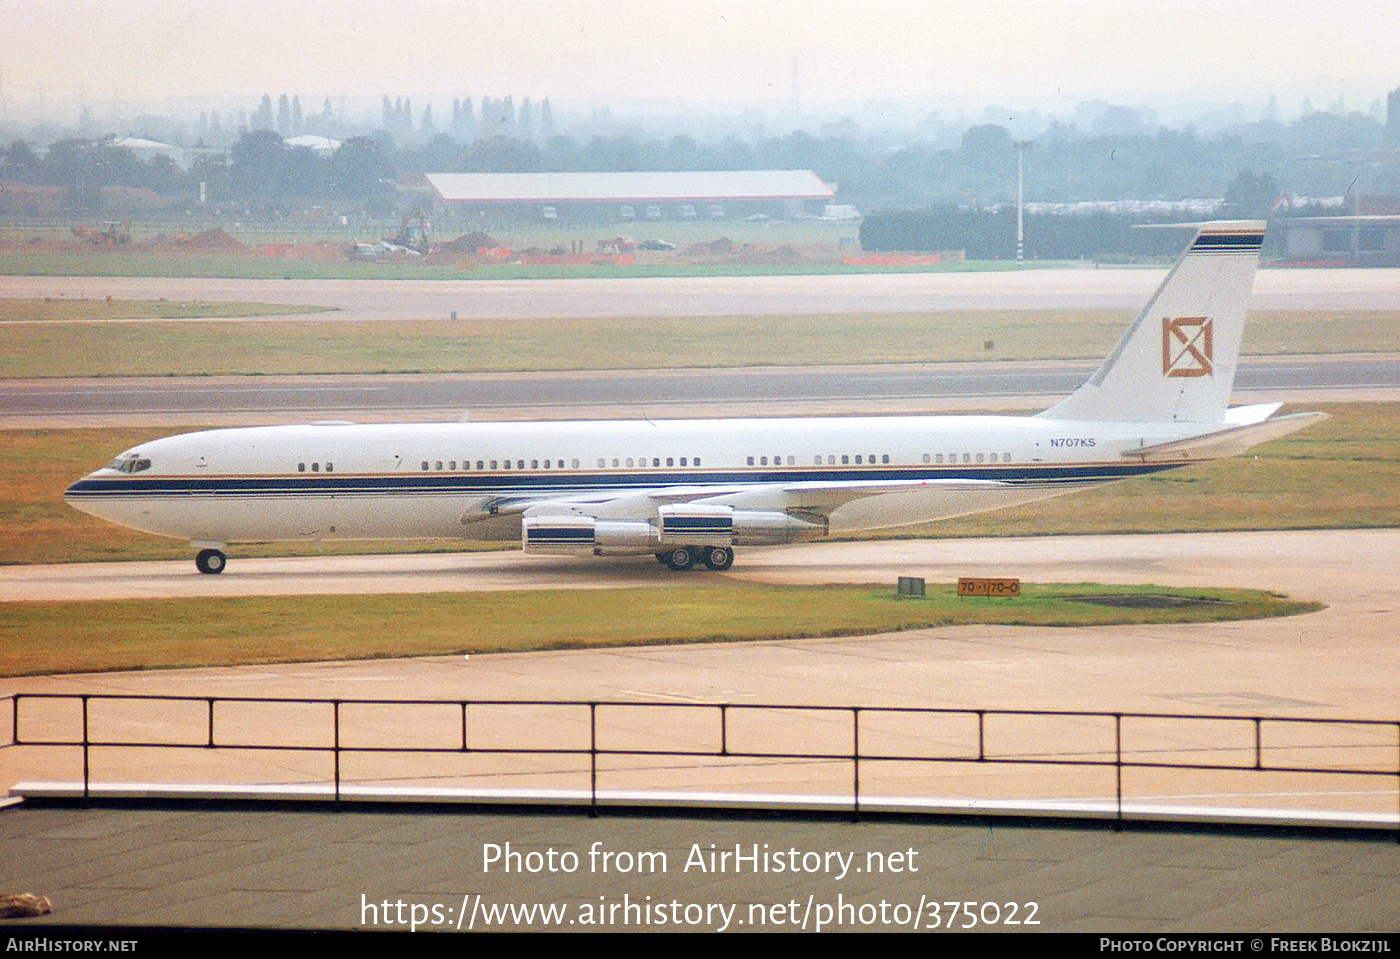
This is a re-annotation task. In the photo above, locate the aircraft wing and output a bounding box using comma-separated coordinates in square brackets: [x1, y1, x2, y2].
[463, 478, 1016, 534]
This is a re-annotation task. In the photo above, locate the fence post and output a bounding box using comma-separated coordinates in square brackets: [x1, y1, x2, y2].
[81, 695, 90, 806]
[852, 708, 861, 823]
[589, 703, 598, 819]
[11, 695, 18, 746]
[461, 702, 468, 752]
[977, 710, 985, 762]
[719, 705, 728, 756]
[1113, 713, 1123, 831]
[1254, 718, 1262, 769]
[333, 700, 341, 809]
[206, 698, 215, 749]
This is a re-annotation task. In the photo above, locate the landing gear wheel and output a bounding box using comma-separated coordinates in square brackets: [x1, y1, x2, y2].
[663, 546, 695, 571]
[702, 547, 734, 571]
[195, 548, 226, 575]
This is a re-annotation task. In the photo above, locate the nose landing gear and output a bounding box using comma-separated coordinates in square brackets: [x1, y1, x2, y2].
[195, 548, 227, 574]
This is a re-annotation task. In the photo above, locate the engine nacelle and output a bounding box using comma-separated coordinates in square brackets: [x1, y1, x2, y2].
[730, 509, 826, 545]
[523, 505, 826, 555]
[521, 514, 596, 554]
[657, 504, 825, 546]
[523, 514, 659, 555]
[657, 504, 733, 546]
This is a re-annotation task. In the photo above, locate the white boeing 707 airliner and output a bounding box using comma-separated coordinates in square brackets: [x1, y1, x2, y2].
[66, 220, 1325, 574]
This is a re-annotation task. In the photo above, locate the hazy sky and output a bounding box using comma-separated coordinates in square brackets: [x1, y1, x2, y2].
[3, 0, 1397, 119]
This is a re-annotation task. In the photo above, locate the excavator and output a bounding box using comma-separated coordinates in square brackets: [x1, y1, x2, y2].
[347, 210, 429, 261]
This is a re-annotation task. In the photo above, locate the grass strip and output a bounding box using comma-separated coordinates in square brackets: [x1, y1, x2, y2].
[1, 309, 1396, 377]
[0, 299, 334, 323]
[0, 581, 1321, 677]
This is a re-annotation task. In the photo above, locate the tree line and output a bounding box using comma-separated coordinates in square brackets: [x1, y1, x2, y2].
[2, 106, 1394, 220]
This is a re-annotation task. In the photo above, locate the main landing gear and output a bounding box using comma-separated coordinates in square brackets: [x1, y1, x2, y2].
[655, 546, 734, 572]
[195, 548, 227, 575]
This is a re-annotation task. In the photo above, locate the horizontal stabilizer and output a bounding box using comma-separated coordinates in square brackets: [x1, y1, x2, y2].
[1121, 411, 1328, 461]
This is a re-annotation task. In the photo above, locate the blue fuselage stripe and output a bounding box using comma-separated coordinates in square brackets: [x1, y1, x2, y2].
[66, 463, 1180, 498]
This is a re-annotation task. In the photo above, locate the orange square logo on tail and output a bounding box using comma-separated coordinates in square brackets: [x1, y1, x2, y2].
[1162, 316, 1213, 377]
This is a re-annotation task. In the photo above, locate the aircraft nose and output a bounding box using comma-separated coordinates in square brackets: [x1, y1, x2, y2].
[63, 473, 100, 514]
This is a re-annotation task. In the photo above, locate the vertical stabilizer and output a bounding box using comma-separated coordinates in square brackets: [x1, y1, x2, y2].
[1038, 220, 1265, 423]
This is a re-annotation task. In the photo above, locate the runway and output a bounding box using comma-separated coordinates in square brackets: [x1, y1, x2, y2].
[3, 353, 1394, 426]
[4, 267, 1400, 321]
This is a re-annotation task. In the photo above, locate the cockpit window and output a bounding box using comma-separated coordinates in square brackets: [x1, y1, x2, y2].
[107, 456, 152, 473]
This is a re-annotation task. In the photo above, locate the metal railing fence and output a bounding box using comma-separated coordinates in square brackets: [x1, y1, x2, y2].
[2, 693, 1396, 833]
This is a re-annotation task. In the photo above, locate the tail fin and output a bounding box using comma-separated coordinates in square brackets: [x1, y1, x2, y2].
[1038, 220, 1265, 423]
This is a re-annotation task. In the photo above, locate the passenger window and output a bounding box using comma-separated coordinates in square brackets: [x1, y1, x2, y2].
[760, 456, 768, 465]
[963, 453, 971, 463]
[573, 459, 579, 468]
[922, 454, 930, 464]
[421, 461, 429, 471]
[841, 455, 849, 465]
[680, 457, 687, 466]
[694, 457, 701, 466]
[326, 463, 333, 472]
[990, 453, 998, 463]
[489, 460, 497, 470]
[976, 453, 984, 463]
[747, 456, 754, 465]
[299, 463, 306, 472]
[449, 461, 456, 470]
[435, 461, 443, 471]
[786, 456, 794, 465]
[1005, 452, 1012, 462]
[882, 455, 889, 464]
[666, 457, 674, 467]
[312, 463, 320, 472]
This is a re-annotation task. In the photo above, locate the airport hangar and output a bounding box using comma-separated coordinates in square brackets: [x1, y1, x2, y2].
[425, 169, 836, 228]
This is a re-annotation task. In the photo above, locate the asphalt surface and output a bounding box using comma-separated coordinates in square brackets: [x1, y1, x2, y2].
[3, 805, 1396, 931]
[2, 353, 1394, 426]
